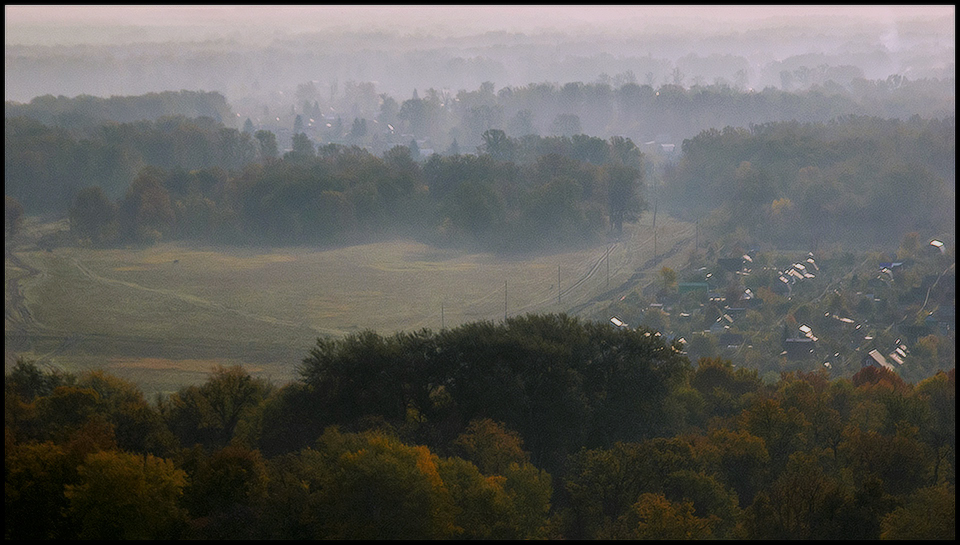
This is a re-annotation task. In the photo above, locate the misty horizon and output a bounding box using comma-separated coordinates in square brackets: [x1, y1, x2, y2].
[5, 5, 955, 109]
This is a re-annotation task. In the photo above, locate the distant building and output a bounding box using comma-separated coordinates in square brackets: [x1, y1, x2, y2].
[719, 332, 745, 348]
[783, 337, 815, 359]
[861, 349, 896, 372]
[678, 282, 709, 299]
[718, 257, 745, 273]
[723, 306, 747, 319]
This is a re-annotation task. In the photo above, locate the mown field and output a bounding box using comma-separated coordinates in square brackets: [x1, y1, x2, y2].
[5, 215, 696, 397]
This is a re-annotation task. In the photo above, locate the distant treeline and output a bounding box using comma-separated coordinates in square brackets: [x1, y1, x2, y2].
[6, 78, 955, 156]
[5, 91, 955, 252]
[4, 90, 232, 129]
[5, 114, 257, 212]
[662, 114, 956, 248]
[7, 111, 648, 252]
[5, 313, 956, 539]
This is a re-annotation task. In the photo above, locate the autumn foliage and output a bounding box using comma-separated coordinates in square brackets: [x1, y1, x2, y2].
[4, 316, 955, 539]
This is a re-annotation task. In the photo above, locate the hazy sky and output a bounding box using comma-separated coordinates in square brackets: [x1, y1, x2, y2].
[5, 5, 955, 43]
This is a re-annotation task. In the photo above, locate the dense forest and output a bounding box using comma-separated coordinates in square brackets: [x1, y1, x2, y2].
[663, 114, 955, 248]
[5, 314, 955, 539]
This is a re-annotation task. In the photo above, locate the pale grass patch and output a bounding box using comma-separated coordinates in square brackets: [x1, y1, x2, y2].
[106, 356, 255, 373]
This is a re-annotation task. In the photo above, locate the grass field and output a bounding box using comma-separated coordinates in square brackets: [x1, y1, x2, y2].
[6, 215, 696, 397]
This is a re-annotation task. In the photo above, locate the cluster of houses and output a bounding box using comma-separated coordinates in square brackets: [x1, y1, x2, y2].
[613, 238, 954, 376]
[861, 344, 911, 373]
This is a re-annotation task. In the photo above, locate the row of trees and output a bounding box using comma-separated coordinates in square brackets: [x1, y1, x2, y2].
[280, 76, 955, 154]
[8, 76, 953, 172]
[53, 128, 647, 252]
[4, 90, 232, 129]
[7, 96, 953, 253]
[5, 313, 955, 539]
[663, 114, 955, 248]
[5, 114, 263, 214]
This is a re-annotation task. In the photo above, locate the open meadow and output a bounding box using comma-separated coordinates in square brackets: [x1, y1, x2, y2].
[6, 215, 696, 397]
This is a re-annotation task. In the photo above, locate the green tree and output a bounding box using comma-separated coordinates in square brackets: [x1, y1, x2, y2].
[254, 129, 278, 160]
[914, 370, 955, 485]
[76, 370, 175, 455]
[609, 135, 642, 168]
[739, 396, 809, 469]
[350, 117, 367, 139]
[690, 357, 762, 418]
[181, 445, 269, 539]
[161, 365, 271, 450]
[299, 331, 409, 428]
[287, 132, 316, 161]
[700, 428, 770, 507]
[480, 129, 515, 162]
[561, 440, 679, 539]
[742, 452, 845, 540]
[120, 166, 175, 243]
[6, 358, 69, 401]
[604, 163, 646, 234]
[70, 186, 117, 243]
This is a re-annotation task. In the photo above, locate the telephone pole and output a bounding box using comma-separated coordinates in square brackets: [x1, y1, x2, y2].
[504, 280, 507, 321]
[606, 244, 611, 288]
[558, 264, 561, 304]
[654, 227, 658, 260]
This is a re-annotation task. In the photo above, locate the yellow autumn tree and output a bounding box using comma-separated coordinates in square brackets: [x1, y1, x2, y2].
[65, 450, 188, 540]
[606, 492, 715, 539]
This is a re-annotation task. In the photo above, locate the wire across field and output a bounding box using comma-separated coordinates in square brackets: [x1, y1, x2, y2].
[5, 215, 695, 396]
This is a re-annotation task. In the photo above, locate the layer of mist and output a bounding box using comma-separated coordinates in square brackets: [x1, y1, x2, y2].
[5, 6, 954, 111]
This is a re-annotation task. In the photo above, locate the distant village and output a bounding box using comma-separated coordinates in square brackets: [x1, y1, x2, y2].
[604, 238, 955, 382]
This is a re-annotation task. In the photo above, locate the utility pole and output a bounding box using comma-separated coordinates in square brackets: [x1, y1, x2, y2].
[652, 185, 658, 231]
[651, 170, 658, 231]
[606, 244, 611, 288]
[441, 302, 444, 329]
[695, 217, 699, 253]
[504, 280, 507, 321]
[558, 264, 561, 304]
[654, 228, 658, 260]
